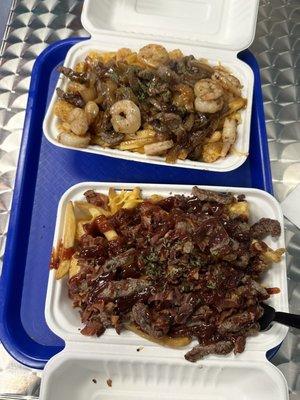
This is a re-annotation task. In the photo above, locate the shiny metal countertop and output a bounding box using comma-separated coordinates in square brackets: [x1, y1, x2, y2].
[0, 0, 299, 397]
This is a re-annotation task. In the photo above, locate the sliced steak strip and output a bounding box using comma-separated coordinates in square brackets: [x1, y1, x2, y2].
[99, 278, 150, 300]
[185, 341, 234, 362]
[192, 187, 234, 205]
[81, 320, 105, 336]
[131, 302, 169, 338]
[250, 218, 281, 240]
[217, 307, 263, 335]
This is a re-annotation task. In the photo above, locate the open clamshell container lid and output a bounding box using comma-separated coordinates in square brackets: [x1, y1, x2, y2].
[40, 183, 289, 399]
[43, 0, 259, 172]
[82, 0, 259, 52]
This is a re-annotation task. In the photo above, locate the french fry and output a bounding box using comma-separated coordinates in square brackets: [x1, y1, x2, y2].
[76, 219, 90, 241]
[74, 201, 111, 218]
[122, 199, 143, 209]
[132, 147, 145, 154]
[136, 129, 156, 139]
[206, 131, 222, 144]
[55, 201, 76, 279]
[108, 187, 143, 214]
[168, 49, 184, 60]
[125, 52, 146, 67]
[108, 187, 117, 200]
[122, 187, 143, 209]
[125, 323, 191, 348]
[129, 187, 141, 199]
[91, 137, 112, 147]
[74, 61, 86, 73]
[228, 97, 247, 114]
[62, 201, 76, 248]
[227, 201, 249, 220]
[178, 149, 188, 160]
[227, 112, 242, 123]
[87, 50, 104, 61]
[118, 137, 155, 151]
[101, 51, 116, 63]
[144, 140, 174, 156]
[149, 194, 164, 203]
[202, 142, 223, 163]
[55, 259, 70, 280]
[104, 229, 118, 241]
[53, 100, 75, 122]
[69, 255, 80, 278]
[251, 240, 285, 265]
[88, 50, 116, 64]
[262, 247, 285, 264]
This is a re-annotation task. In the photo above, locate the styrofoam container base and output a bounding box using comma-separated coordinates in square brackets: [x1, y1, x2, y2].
[43, 182, 289, 398]
[43, 35, 254, 172]
[43, 0, 259, 171]
[46, 182, 288, 352]
[43, 37, 253, 172]
[40, 354, 288, 400]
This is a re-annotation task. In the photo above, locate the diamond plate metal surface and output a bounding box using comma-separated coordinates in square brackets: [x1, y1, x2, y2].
[0, 0, 299, 397]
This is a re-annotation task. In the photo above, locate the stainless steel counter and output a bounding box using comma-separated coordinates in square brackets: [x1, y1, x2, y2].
[0, 0, 299, 397]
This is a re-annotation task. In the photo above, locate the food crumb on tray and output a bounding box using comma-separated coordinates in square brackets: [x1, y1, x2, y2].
[107, 378, 112, 387]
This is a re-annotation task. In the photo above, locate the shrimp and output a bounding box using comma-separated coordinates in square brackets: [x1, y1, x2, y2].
[194, 79, 223, 101]
[168, 49, 183, 60]
[68, 108, 89, 136]
[67, 81, 96, 103]
[221, 118, 237, 157]
[193, 79, 224, 113]
[116, 47, 132, 62]
[137, 44, 169, 68]
[58, 131, 90, 148]
[84, 101, 99, 124]
[194, 97, 224, 113]
[110, 100, 141, 134]
[212, 70, 242, 97]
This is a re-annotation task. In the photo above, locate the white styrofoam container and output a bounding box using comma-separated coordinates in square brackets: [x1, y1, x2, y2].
[41, 182, 289, 399]
[43, 0, 259, 172]
[41, 354, 288, 400]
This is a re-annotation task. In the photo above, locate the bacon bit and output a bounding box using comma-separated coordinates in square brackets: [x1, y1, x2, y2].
[266, 287, 281, 294]
[111, 315, 119, 326]
[95, 215, 114, 233]
[190, 269, 199, 280]
[107, 378, 112, 387]
[50, 241, 75, 269]
[49, 245, 59, 269]
[60, 246, 75, 260]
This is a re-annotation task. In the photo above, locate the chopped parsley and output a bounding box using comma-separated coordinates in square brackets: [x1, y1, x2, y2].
[207, 281, 216, 289]
[107, 70, 119, 83]
[143, 251, 163, 278]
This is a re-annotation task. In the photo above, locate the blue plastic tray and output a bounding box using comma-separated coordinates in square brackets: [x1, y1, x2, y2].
[0, 38, 274, 369]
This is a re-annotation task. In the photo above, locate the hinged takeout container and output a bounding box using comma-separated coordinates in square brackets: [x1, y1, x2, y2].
[43, 0, 259, 172]
[41, 182, 289, 399]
